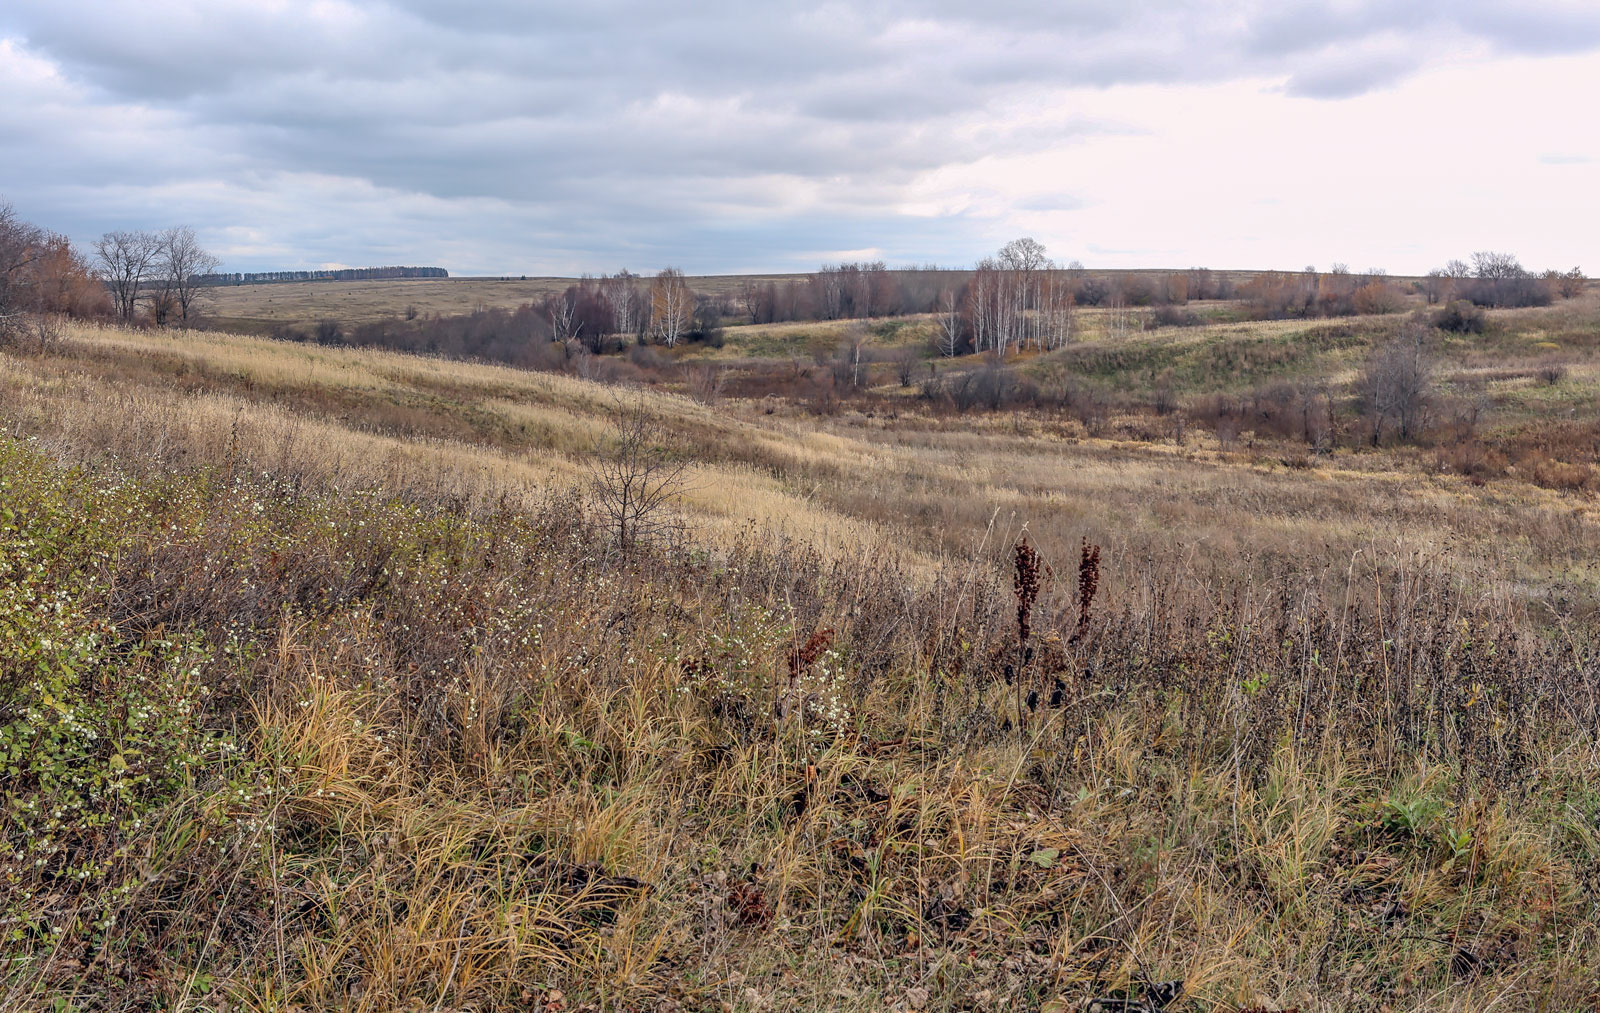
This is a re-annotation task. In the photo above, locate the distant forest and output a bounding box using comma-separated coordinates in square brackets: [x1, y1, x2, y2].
[198, 266, 448, 285]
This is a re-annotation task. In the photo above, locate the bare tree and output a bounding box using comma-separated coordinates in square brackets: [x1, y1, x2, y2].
[999, 237, 1049, 350]
[1038, 271, 1075, 349]
[547, 289, 580, 344]
[684, 363, 726, 404]
[1471, 251, 1523, 280]
[893, 348, 917, 387]
[998, 236, 1049, 274]
[158, 226, 220, 325]
[1466, 251, 1550, 307]
[601, 270, 641, 338]
[935, 287, 964, 356]
[843, 322, 872, 388]
[588, 398, 692, 554]
[650, 267, 693, 347]
[0, 202, 45, 321]
[738, 278, 761, 324]
[94, 229, 161, 323]
[1360, 327, 1434, 444]
[1421, 269, 1452, 305]
[1558, 267, 1586, 299]
[1295, 378, 1335, 453]
[816, 265, 845, 320]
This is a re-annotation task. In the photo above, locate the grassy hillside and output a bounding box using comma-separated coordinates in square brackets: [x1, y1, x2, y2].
[202, 274, 821, 335]
[198, 269, 1348, 338]
[2, 316, 1599, 1011]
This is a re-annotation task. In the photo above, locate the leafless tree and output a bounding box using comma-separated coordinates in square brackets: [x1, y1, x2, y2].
[588, 397, 692, 555]
[1038, 271, 1075, 349]
[893, 348, 916, 387]
[815, 265, 846, 320]
[1558, 267, 1586, 299]
[158, 226, 220, 325]
[650, 267, 693, 347]
[998, 238, 1047, 351]
[569, 339, 599, 380]
[0, 202, 45, 329]
[1295, 378, 1335, 452]
[94, 229, 161, 323]
[684, 363, 725, 404]
[1421, 269, 1452, 305]
[738, 279, 761, 324]
[935, 287, 964, 356]
[1471, 251, 1523, 280]
[1466, 251, 1550, 307]
[601, 270, 641, 338]
[964, 238, 1067, 355]
[1360, 327, 1435, 444]
[843, 322, 872, 388]
[548, 290, 580, 344]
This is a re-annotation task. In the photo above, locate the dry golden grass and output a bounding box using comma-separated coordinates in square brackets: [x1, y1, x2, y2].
[4, 320, 1600, 1012]
[12, 319, 1600, 604]
[202, 273, 817, 334]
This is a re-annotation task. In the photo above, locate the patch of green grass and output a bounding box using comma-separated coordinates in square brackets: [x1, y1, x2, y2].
[1036, 320, 1373, 395]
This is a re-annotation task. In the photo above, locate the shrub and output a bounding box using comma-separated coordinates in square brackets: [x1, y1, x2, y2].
[1152, 304, 1202, 327]
[628, 343, 670, 371]
[1353, 280, 1404, 315]
[1360, 327, 1435, 444]
[1152, 369, 1178, 415]
[1435, 440, 1507, 484]
[1074, 275, 1110, 306]
[1433, 300, 1486, 334]
[1536, 363, 1568, 386]
[1519, 451, 1593, 492]
[0, 443, 262, 953]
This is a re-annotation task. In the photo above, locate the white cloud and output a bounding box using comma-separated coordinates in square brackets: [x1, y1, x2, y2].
[0, 1, 1597, 273]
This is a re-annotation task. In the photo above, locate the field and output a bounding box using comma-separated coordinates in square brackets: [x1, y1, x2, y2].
[202, 275, 820, 335]
[201, 269, 1300, 337]
[3, 289, 1600, 1011]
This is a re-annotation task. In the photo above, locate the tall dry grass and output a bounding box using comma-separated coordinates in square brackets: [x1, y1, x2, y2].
[2, 325, 1599, 1010]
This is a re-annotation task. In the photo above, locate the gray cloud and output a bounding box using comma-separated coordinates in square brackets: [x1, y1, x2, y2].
[1, 1, 1597, 272]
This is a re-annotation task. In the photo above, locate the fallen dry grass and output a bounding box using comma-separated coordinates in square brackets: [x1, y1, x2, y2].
[2, 323, 1599, 1011]
[11, 320, 1600, 604]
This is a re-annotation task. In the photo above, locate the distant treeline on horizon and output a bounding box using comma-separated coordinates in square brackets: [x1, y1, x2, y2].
[198, 266, 449, 286]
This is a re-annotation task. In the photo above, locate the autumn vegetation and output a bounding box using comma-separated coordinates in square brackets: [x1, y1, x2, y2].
[3, 199, 1600, 1011]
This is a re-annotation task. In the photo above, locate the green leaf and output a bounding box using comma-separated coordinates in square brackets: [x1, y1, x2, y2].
[1029, 847, 1060, 868]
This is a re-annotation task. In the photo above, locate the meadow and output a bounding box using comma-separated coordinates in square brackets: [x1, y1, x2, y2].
[204, 275, 817, 336]
[201, 269, 1277, 338]
[2, 283, 1599, 1011]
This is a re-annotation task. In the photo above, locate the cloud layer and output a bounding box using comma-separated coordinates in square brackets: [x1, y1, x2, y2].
[2, 1, 1597, 273]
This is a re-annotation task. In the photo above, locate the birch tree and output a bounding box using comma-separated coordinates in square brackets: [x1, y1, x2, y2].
[935, 287, 964, 356]
[650, 267, 693, 348]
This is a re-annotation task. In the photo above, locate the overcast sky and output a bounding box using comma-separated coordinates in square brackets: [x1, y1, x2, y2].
[2, 1, 1597, 276]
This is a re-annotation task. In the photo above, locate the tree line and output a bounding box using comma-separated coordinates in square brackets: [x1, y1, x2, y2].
[198, 266, 448, 286]
[3, 200, 456, 340]
[4, 194, 1587, 373]
[1421, 252, 1584, 308]
[535, 241, 1236, 359]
